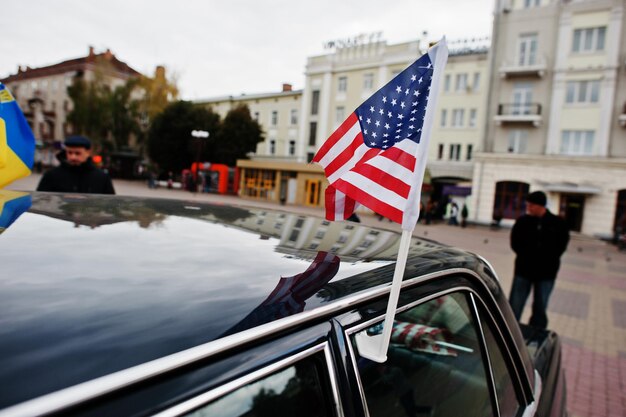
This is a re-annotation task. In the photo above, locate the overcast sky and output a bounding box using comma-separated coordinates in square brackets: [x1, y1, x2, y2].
[2, 0, 494, 100]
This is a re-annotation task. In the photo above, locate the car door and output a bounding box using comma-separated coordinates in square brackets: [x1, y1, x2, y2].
[42, 322, 343, 417]
[337, 273, 535, 417]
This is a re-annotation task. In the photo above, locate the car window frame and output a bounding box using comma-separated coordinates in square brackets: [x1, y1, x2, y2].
[340, 273, 535, 417]
[152, 342, 343, 417]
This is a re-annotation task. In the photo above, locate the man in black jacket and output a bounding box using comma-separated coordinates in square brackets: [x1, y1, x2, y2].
[37, 136, 115, 194]
[509, 191, 569, 328]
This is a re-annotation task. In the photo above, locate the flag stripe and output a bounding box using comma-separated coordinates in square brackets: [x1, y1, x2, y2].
[381, 145, 417, 172]
[313, 113, 361, 167]
[333, 178, 404, 223]
[351, 163, 411, 198]
[327, 144, 380, 184]
[340, 171, 407, 210]
[324, 133, 368, 180]
[363, 156, 414, 186]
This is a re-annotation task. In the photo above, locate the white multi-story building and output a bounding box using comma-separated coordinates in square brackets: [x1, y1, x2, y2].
[473, 0, 626, 237]
[196, 84, 302, 160]
[300, 35, 490, 209]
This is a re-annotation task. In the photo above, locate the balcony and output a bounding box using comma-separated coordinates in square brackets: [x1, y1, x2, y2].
[619, 103, 626, 127]
[494, 103, 542, 126]
[499, 58, 547, 78]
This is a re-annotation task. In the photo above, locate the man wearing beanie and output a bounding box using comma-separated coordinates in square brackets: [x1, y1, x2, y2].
[37, 136, 115, 194]
[509, 190, 569, 329]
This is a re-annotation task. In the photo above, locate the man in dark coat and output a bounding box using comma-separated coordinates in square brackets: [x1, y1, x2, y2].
[37, 136, 115, 194]
[509, 191, 569, 329]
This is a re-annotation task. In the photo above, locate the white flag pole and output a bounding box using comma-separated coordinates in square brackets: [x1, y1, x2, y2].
[356, 229, 413, 362]
[356, 38, 448, 363]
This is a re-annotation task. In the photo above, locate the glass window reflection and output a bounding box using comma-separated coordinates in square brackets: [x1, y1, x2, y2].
[352, 292, 494, 417]
[183, 353, 334, 417]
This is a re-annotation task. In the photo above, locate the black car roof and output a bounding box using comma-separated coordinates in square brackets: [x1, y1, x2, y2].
[0, 192, 489, 411]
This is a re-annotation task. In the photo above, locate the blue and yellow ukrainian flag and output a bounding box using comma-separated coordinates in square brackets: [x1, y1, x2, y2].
[0, 82, 35, 188]
[0, 190, 31, 234]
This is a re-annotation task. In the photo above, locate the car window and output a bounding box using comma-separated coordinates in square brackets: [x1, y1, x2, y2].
[181, 351, 336, 417]
[480, 313, 523, 416]
[350, 292, 494, 417]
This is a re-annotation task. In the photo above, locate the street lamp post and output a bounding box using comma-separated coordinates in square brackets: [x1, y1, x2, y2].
[191, 130, 210, 184]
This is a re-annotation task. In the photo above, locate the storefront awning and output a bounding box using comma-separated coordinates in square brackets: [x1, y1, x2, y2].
[540, 182, 601, 195]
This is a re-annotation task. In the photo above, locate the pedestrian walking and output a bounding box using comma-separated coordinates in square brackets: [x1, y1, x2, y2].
[448, 202, 459, 226]
[508, 191, 569, 329]
[461, 204, 469, 228]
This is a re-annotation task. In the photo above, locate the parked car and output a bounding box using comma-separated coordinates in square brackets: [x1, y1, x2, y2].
[0, 193, 566, 417]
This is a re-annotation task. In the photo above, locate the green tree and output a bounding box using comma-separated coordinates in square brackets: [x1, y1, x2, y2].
[213, 104, 264, 166]
[66, 59, 143, 152]
[66, 75, 111, 146]
[137, 66, 179, 122]
[146, 101, 220, 175]
[108, 79, 141, 150]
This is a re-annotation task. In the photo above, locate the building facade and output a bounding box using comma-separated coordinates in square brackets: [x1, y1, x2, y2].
[196, 85, 322, 206]
[1, 46, 141, 167]
[473, 0, 626, 237]
[196, 84, 303, 160]
[299, 36, 490, 211]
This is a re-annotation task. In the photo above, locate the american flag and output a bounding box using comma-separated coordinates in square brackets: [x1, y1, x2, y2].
[313, 40, 448, 231]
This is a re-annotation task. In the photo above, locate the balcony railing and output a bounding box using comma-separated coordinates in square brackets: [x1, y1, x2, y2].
[499, 57, 548, 78]
[620, 102, 626, 127]
[494, 103, 542, 126]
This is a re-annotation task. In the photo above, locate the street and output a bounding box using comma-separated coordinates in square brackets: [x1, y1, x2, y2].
[8, 173, 626, 417]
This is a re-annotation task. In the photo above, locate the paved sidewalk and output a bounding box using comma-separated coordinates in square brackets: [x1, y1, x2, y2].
[8, 174, 626, 416]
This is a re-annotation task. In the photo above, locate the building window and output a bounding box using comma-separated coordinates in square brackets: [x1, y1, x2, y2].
[307, 152, 315, 162]
[363, 73, 374, 91]
[565, 80, 600, 104]
[560, 130, 594, 155]
[449, 144, 461, 160]
[451, 109, 465, 127]
[469, 108, 477, 127]
[254, 111, 260, 121]
[573, 27, 606, 53]
[338, 76, 347, 92]
[440, 109, 447, 127]
[336, 106, 345, 123]
[311, 90, 320, 115]
[308, 122, 317, 146]
[444, 74, 451, 92]
[494, 181, 529, 220]
[271, 110, 278, 126]
[518, 34, 537, 66]
[290, 109, 298, 125]
[466, 144, 473, 161]
[512, 83, 533, 115]
[455, 73, 468, 92]
[470, 74, 479, 93]
[289, 140, 296, 156]
[269, 140, 276, 155]
[437, 143, 444, 160]
[508, 130, 528, 153]
[524, 0, 540, 7]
